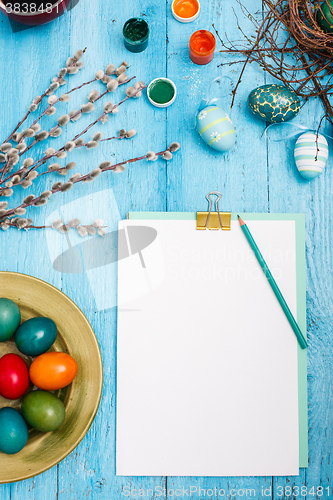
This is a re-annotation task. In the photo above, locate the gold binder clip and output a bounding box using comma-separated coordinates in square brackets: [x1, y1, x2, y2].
[197, 192, 231, 230]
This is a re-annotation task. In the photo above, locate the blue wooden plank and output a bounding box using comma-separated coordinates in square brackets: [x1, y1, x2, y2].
[267, 90, 331, 497]
[166, 0, 273, 498]
[0, 0, 330, 497]
[47, 0, 168, 499]
[0, 0, 167, 497]
[165, 0, 269, 215]
[0, 8, 66, 500]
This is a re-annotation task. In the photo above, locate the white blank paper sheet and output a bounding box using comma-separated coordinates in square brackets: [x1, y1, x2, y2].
[116, 218, 299, 477]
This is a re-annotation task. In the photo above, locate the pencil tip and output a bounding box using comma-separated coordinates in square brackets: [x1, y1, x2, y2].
[238, 215, 245, 226]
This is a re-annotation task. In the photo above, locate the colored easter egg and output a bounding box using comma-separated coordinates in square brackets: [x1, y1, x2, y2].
[317, 1, 333, 32]
[22, 391, 66, 432]
[15, 317, 57, 356]
[29, 352, 78, 390]
[196, 106, 236, 152]
[0, 407, 29, 454]
[294, 132, 328, 179]
[0, 298, 21, 342]
[0, 353, 29, 400]
[248, 84, 300, 123]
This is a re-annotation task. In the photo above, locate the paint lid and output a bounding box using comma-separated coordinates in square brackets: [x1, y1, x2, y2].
[147, 78, 177, 108]
[172, 0, 200, 23]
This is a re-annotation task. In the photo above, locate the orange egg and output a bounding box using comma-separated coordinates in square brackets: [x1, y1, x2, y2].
[29, 352, 78, 390]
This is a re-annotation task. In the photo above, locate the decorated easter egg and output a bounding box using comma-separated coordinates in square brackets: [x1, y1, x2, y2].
[196, 106, 236, 152]
[0, 353, 29, 400]
[15, 317, 57, 356]
[22, 391, 66, 432]
[29, 352, 78, 390]
[248, 84, 300, 123]
[0, 298, 21, 342]
[317, 1, 333, 33]
[294, 132, 328, 179]
[0, 407, 29, 454]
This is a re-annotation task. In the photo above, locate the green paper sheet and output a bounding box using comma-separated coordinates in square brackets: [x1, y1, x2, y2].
[128, 211, 308, 468]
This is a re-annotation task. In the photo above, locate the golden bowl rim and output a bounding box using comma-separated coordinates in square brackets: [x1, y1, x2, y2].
[0, 271, 103, 484]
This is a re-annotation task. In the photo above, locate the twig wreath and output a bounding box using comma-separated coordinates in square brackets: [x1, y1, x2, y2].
[214, 0, 333, 125]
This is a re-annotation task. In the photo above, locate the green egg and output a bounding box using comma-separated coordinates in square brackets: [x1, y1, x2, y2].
[317, 1, 333, 33]
[0, 298, 21, 342]
[22, 391, 66, 433]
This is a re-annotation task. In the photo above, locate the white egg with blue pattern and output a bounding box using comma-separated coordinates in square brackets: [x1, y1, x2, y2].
[294, 132, 328, 180]
[196, 106, 236, 152]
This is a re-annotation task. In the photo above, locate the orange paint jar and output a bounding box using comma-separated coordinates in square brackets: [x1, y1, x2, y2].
[172, 0, 200, 22]
[189, 30, 216, 65]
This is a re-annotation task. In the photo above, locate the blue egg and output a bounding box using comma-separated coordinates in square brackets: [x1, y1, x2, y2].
[0, 407, 29, 454]
[248, 84, 300, 123]
[15, 317, 57, 356]
[196, 106, 236, 152]
[0, 298, 21, 342]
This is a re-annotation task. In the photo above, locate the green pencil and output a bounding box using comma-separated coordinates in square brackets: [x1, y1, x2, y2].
[238, 215, 307, 350]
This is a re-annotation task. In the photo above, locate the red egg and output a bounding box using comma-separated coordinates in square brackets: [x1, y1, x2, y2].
[0, 354, 29, 400]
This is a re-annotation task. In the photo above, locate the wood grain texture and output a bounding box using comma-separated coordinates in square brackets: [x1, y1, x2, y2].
[0, 0, 329, 498]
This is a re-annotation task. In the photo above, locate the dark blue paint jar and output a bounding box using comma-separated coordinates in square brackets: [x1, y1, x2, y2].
[123, 18, 149, 53]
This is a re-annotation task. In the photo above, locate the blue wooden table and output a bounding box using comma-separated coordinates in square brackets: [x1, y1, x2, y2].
[0, 0, 331, 498]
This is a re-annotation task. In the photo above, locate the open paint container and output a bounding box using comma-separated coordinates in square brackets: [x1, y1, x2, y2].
[172, 0, 200, 22]
[189, 30, 216, 65]
[123, 18, 150, 53]
[147, 78, 177, 108]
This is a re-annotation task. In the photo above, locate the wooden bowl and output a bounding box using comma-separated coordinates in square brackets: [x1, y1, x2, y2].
[0, 0, 71, 26]
[0, 272, 103, 483]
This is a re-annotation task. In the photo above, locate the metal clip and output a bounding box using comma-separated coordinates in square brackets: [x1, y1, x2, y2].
[197, 192, 231, 230]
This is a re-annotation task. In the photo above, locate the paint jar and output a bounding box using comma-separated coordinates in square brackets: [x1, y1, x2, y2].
[123, 18, 149, 53]
[147, 78, 177, 108]
[172, 0, 200, 23]
[189, 30, 216, 65]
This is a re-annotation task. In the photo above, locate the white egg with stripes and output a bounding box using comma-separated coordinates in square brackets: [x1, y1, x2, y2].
[294, 132, 328, 180]
[196, 106, 236, 152]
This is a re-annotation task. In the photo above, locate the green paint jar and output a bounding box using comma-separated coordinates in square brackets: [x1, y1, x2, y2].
[147, 78, 177, 108]
[123, 18, 149, 53]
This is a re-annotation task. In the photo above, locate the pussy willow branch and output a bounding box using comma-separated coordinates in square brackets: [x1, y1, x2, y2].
[25, 78, 96, 132]
[1, 147, 173, 221]
[73, 135, 123, 148]
[3, 134, 125, 191]
[5, 222, 107, 231]
[24, 68, 133, 134]
[17, 76, 136, 158]
[36, 146, 159, 181]
[0, 78, 138, 191]
[50, 77, 137, 143]
[3, 50, 86, 144]
[25, 83, 144, 178]
[72, 84, 146, 143]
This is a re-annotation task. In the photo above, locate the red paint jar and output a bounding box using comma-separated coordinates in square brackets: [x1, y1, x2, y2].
[0, 0, 71, 26]
[189, 30, 216, 65]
